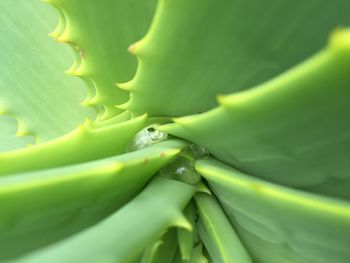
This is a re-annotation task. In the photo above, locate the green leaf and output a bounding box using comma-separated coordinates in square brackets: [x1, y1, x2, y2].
[163, 29, 350, 200]
[122, 0, 350, 117]
[196, 158, 350, 263]
[177, 202, 197, 261]
[0, 0, 92, 141]
[0, 115, 148, 175]
[0, 116, 34, 152]
[14, 177, 196, 263]
[0, 140, 184, 259]
[141, 228, 178, 263]
[194, 193, 252, 263]
[45, 0, 156, 118]
[172, 244, 208, 263]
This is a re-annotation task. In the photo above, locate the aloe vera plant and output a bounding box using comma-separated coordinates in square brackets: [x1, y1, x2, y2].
[1, 0, 350, 262]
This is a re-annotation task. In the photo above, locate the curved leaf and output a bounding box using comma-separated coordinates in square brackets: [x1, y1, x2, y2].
[172, 244, 208, 263]
[141, 229, 178, 263]
[194, 193, 252, 263]
[0, 115, 147, 175]
[0, 140, 184, 259]
[122, 0, 350, 117]
[177, 202, 197, 261]
[163, 29, 350, 200]
[45, 0, 156, 118]
[196, 158, 350, 263]
[0, 0, 92, 141]
[0, 116, 34, 152]
[14, 178, 196, 263]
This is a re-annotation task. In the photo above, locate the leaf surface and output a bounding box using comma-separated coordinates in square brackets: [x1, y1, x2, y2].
[0, 116, 34, 152]
[194, 193, 252, 263]
[46, 0, 156, 118]
[172, 244, 208, 263]
[14, 177, 196, 263]
[163, 30, 350, 199]
[196, 158, 350, 263]
[0, 115, 148, 175]
[0, 140, 184, 259]
[0, 0, 92, 141]
[123, 0, 350, 117]
[141, 228, 178, 263]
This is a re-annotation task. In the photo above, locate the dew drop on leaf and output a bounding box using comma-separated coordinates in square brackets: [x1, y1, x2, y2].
[126, 124, 168, 152]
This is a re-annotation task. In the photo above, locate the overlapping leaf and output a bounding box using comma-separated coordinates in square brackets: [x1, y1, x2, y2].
[0, 115, 148, 175]
[163, 29, 350, 199]
[46, 0, 156, 118]
[1, 0, 350, 262]
[13, 178, 196, 263]
[0, 116, 33, 152]
[0, 0, 92, 142]
[0, 140, 184, 259]
[141, 229, 178, 263]
[196, 158, 350, 263]
[122, 0, 350, 117]
[194, 193, 252, 263]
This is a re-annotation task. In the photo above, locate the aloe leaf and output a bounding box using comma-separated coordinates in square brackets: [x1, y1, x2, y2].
[189, 245, 209, 263]
[0, 115, 148, 175]
[163, 29, 350, 199]
[88, 110, 131, 129]
[0, 116, 34, 152]
[172, 244, 208, 263]
[122, 0, 350, 117]
[0, 140, 183, 259]
[14, 177, 196, 263]
[177, 202, 197, 261]
[195, 158, 350, 263]
[194, 193, 252, 263]
[45, 0, 156, 118]
[0, 0, 92, 142]
[141, 228, 178, 263]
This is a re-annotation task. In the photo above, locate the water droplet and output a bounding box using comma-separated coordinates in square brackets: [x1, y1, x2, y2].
[189, 144, 209, 158]
[126, 124, 168, 152]
[177, 166, 201, 184]
[159, 158, 201, 185]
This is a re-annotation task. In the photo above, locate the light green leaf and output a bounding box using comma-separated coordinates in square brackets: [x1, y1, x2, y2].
[194, 193, 252, 263]
[172, 244, 209, 263]
[0, 0, 92, 142]
[14, 177, 196, 263]
[45, 0, 156, 118]
[141, 228, 178, 263]
[196, 158, 350, 263]
[0, 140, 184, 259]
[163, 29, 350, 199]
[177, 202, 197, 261]
[122, 0, 350, 117]
[0, 116, 34, 152]
[0, 115, 148, 175]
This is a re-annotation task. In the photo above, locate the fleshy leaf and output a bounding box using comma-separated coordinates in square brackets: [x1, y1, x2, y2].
[163, 29, 350, 200]
[0, 140, 183, 259]
[0, 0, 92, 142]
[172, 244, 208, 263]
[177, 202, 197, 261]
[123, 0, 350, 117]
[0, 115, 148, 175]
[141, 229, 178, 263]
[0, 116, 34, 152]
[194, 193, 252, 263]
[45, 0, 156, 118]
[14, 178, 196, 263]
[196, 158, 350, 263]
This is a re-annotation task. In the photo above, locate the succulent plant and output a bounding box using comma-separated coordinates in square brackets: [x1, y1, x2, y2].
[1, 0, 350, 262]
